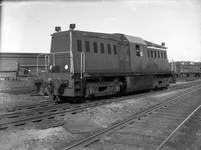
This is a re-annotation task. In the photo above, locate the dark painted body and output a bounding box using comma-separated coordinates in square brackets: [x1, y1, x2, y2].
[35, 29, 175, 99]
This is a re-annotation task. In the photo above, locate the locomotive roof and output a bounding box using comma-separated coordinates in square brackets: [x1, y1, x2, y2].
[54, 30, 164, 48]
[144, 40, 167, 49]
[115, 33, 147, 45]
[82, 31, 146, 45]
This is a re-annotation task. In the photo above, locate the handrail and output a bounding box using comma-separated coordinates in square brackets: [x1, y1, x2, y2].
[36, 51, 74, 76]
[83, 52, 85, 73]
[37, 53, 49, 76]
[80, 52, 85, 79]
[44, 55, 47, 72]
[81, 53, 83, 79]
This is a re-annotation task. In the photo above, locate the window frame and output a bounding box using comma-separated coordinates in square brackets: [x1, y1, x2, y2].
[158, 51, 160, 58]
[93, 42, 98, 53]
[113, 45, 117, 55]
[136, 45, 140, 57]
[100, 43, 104, 53]
[77, 40, 82, 52]
[154, 51, 157, 58]
[107, 44, 111, 54]
[85, 41, 90, 52]
[164, 51, 167, 59]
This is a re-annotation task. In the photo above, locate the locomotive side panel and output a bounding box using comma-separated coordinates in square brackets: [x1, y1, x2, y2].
[146, 48, 169, 73]
[129, 44, 169, 73]
[73, 31, 121, 73]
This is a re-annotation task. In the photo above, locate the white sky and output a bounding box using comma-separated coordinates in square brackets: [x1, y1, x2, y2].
[1, 0, 201, 62]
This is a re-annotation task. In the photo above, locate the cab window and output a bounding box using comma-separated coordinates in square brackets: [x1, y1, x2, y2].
[136, 45, 143, 57]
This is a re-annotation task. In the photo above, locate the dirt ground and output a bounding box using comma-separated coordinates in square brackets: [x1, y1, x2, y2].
[0, 79, 47, 113]
[0, 79, 201, 150]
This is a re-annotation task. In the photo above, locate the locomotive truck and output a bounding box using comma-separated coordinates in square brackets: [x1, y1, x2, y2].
[35, 24, 175, 102]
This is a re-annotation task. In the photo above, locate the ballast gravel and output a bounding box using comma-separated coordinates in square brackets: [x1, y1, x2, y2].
[0, 79, 201, 150]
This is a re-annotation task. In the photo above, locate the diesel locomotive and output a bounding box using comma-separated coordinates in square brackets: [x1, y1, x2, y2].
[35, 24, 175, 101]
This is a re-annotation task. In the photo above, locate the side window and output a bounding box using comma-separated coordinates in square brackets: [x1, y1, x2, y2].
[85, 41, 90, 52]
[151, 50, 153, 58]
[125, 44, 130, 60]
[100, 43, 104, 53]
[161, 51, 163, 59]
[140, 45, 143, 56]
[164, 51, 167, 59]
[107, 44, 111, 54]
[147, 49, 150, 57]
[154, 51, 157, 58]
[113, 45, 117, 54]
[77, 40, 82, 52]
[158, 51, 160, 58]
[93, 42, 98, 53]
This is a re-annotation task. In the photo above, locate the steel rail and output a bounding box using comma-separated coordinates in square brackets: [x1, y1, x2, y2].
[61, 87, 201, 150]
[0, 100, 110, 130]
[1, 84, 200, 131]
[0, 100, 55, 113]
[0, 86, 169, 122]
[156, 104, 201, 150]
[0, 102, 70, 120]
[1, 78, 200, 116]
[0, 86, 179, 130]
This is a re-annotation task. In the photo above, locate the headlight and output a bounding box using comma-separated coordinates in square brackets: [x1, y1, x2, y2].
[64, 64, 68, 70]
[49, 65, 53, 70]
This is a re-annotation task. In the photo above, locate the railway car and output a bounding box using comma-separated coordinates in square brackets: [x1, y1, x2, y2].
[35, 24, 175, 102]
[169, 61, 201, 77]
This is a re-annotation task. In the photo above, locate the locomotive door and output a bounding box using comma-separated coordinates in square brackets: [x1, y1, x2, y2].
[118, 43, 131, 71]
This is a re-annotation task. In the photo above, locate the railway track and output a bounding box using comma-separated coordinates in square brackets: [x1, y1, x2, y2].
[1, 79, 200, 114]
[0, 88, 172, 130]
[1, 78, 201, 115]
[1, 99, 54, 113]
[61, 87, 201, 150]
[0, 81, 201, 131]
[156, 105, 201, 150]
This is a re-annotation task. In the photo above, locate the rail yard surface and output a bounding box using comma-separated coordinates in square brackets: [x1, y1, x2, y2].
[0, 78, 201, 150]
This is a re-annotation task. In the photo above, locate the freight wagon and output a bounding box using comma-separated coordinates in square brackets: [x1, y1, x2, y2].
[169, 61, 201, 77]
